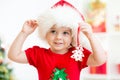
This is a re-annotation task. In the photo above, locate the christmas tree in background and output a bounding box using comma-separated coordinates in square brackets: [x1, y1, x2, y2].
[0, 38, 13, 80]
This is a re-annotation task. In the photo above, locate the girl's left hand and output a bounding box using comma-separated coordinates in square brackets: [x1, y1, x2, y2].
[79, 22, 93, 37]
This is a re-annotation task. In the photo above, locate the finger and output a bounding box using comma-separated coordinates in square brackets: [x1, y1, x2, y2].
[32, 20, 38, 27]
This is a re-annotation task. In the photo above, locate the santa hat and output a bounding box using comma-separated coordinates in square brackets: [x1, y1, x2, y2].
[37, 0, 84, 46]
[37, 0, 88, 47]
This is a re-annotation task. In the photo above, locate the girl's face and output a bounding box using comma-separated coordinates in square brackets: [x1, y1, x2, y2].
[46, 25, 72, 54]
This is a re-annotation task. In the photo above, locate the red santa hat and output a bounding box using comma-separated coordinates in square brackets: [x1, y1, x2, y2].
[37, 0, 87, 47]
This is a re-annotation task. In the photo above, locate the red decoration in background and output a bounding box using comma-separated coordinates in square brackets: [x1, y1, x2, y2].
[90, 63, 107, 74]
[92, 22, 106, 32]
[117, 64, 120, 74]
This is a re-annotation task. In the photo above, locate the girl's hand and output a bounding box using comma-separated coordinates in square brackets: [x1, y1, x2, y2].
[79, 22, 93, 37]
[21, 20, 38, 35]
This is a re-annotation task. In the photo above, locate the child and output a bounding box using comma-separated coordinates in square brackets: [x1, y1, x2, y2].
[8, 0, 107, 80]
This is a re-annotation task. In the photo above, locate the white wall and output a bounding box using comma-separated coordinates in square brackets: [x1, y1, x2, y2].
[0, 0, 85, 80]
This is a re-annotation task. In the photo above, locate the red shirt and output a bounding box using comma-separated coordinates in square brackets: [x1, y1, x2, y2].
[25, 46, 91, 80]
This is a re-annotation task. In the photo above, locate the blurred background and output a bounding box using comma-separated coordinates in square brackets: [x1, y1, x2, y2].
[0, 0, 120, 80]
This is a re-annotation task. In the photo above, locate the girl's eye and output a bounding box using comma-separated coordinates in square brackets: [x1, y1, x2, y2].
[50, 30, 56, 34]
[63, 31, 70, 35]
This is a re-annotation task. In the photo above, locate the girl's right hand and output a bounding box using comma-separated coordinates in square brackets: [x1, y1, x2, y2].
[21, 20, 38, 35]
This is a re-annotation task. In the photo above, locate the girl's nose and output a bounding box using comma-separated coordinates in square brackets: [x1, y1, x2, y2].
[56, 33, 62, 39]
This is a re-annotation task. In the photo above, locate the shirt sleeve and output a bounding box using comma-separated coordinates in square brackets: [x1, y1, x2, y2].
[25, 46, 41, 67]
